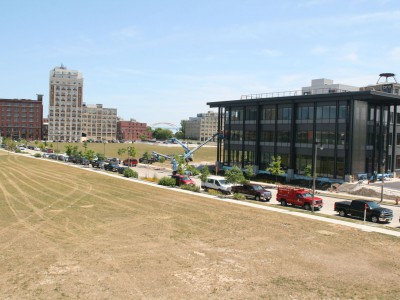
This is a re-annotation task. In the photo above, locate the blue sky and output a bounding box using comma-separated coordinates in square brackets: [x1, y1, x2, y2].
[1, 0, 400, 127]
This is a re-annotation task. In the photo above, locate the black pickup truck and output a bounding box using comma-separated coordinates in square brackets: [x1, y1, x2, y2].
[231, 183, 272, 202]
[334, 199, 393, 223]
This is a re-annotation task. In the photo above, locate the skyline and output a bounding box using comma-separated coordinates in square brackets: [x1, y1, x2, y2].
[2, 0, 400, 127]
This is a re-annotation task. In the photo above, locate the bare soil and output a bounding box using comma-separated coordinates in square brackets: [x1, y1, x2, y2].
[1, 152, 400, 299]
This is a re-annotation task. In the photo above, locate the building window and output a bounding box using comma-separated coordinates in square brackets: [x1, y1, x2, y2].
[277, 106, 291, 122]
[231, 108, 243, 122]
[260, 131, 275, 142]
[245, 106, 257, 121]
[297, 105, 313, 121]
[261, 106, 275, 122]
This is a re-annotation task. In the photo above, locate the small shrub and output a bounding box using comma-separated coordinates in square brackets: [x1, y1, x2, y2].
[180, 184, 200, 193]
[187, 165, 200, 176]
[233, 193, 246, 200]
[158, 176, 176, 187]
[123, 168, 138, 178]
[206, 189, 222, 196]
[159, 157, 166, 163]
[34, 153, 42, 158]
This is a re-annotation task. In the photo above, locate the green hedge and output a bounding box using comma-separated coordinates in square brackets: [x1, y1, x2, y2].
[158, 176, 176, 187]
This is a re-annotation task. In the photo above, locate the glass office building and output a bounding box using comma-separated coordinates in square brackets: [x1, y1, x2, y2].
[208, 90, 400, 181]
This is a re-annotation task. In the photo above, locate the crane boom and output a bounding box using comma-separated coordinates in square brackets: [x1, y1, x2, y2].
[183, 132, 223, 161]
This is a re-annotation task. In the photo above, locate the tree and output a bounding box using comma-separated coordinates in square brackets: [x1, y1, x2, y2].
[118, 146, 136, 159]
[83, 141, 88, 152]
[3, 138, 16, 152]
[225, 166, 246, 185]
[180, 120, 187, 138]
[267, 156, 285, 183]
[96, 152, 106, 161]
[303, 163, 312, 187]
[152, 128, 173, 140]
[174, 131, 184, 139]
[65, 145, 77, 156]
[244, 165, 255, 180]
[174, 155, 186, 175]
[19, 138, 27, 146]
[83, 149, 96, 162]
[199, 166, 210, 183]
[128, 146, 136, 158]
[117, 148, 126, 157]
[139, 134, 147, 141]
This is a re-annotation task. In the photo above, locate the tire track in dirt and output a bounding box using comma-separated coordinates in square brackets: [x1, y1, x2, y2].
[0, 166, 98, 251]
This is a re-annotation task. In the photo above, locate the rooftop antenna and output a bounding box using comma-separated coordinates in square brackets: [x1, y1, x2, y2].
[377, 73, 397, 84]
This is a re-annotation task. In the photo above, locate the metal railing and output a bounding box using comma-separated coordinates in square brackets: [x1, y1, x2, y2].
[240, 88, 355, 100]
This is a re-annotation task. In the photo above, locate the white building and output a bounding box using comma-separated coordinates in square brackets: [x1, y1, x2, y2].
[302, 78, 359, 95]
[81, 104, 117, 141]
[48, 65, 83, 142]
[185, 111, 220, 141]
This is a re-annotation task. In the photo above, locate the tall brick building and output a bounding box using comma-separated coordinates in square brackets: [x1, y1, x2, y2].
[0, 94, 43, 141]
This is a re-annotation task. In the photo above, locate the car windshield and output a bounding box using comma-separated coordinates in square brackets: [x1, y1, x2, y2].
[253, 185, 264, 191]
[301, 193, 312, 198]
[219, 180, 228, 185]
[367, 202, 381, 209]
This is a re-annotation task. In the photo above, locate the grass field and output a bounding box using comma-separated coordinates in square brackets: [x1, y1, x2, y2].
[1, 151, 400, 299]
[29, 141, 217, 164]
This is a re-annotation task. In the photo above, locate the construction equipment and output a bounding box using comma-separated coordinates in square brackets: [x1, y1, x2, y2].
[151, 132, 223, 162]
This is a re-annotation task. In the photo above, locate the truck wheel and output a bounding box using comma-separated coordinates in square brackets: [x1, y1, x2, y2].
[338, 210, 346, 217]
[304, 203, 311, 211]
[255, 195, 261, 201]
[281, 200, 287, 206]
[371, 215, 379, 223]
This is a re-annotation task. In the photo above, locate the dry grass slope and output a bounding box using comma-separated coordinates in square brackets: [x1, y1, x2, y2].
[0, 151, 400, 299]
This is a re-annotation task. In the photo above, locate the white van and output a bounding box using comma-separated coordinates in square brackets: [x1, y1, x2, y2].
[201, 176, 233, 194]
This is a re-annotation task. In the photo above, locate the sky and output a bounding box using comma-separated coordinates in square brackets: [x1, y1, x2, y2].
[1, 0, 400, 128]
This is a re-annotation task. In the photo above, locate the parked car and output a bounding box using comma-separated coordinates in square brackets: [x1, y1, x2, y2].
[117, 166, 129, 174]
[47, 154, 58, 160]
[276, 186, 323, 210]
[139, 157, 156, 164]
[104, 162, 120, 172]
[201, 176, 233, 194]
[334, 199, 393, 223]
[171, 174, 196, 186]
[123, 158, 138, 167]
[91, 160, 106, 168]
[231, 183, 272, 202]
[34, 147, 41, 151]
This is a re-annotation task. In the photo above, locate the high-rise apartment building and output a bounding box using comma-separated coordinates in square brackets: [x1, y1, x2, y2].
[82, 104, 117, 141]
[0, 94, 43, 140]
[48, 65, 83, 142]
[185, 111, 220, 141]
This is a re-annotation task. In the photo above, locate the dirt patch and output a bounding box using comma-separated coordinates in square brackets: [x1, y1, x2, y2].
[0, 152, 400, 299]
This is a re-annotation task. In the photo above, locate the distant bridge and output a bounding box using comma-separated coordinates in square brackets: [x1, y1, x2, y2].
[150, 122, 180, 131]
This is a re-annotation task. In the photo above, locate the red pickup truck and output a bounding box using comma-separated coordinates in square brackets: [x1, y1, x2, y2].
[276, 186, 323, 210]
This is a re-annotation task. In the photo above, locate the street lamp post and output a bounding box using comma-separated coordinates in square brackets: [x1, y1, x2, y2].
[380, 159, 385, 203]
[312, 143, 324, 212]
